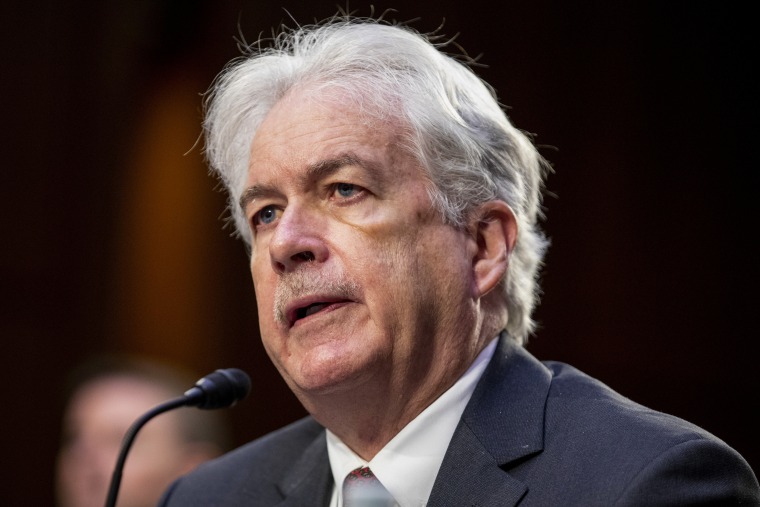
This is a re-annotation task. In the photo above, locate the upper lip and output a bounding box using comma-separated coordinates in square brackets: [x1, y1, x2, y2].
[284, 295, 353, 328]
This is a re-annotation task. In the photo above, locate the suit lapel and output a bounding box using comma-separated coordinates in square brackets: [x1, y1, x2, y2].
[428, 335, 552, 507]
[273, 427, 334, 507]
[426, 422, 529, 506]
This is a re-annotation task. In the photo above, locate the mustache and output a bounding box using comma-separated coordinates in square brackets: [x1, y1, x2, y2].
[274, 270, 361, 325]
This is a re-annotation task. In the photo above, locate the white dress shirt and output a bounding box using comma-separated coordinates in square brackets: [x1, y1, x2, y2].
[327, 337, 498, 507]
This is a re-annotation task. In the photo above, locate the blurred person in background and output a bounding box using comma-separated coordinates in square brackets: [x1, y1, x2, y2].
[55, 356, 231, 507]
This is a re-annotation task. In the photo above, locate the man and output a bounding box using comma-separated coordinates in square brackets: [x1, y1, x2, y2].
[160, 17, 759, 506]
[56, 357, 229, 507]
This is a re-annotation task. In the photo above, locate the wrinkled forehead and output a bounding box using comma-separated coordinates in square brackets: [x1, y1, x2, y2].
[258, 80, 407, 141]
[246, 82, 416, 176]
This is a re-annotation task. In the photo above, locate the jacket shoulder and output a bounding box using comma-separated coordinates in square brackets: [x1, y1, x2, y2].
[159, 416, 325, 506]
[543, 361, 714, 445]
[531, 361, 759, 504]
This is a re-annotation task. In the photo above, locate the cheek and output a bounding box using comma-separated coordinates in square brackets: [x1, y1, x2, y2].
[251, 257, 274, 312]
[352, 233, 428, 318]
[385, 228, 471, 306]
[250, 261, 282, 349]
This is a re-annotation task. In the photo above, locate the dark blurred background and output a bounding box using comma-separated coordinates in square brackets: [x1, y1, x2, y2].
[1, 1, 756, 504]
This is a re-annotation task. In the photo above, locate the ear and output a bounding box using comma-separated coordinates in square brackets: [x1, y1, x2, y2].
[468, 201, 518, 298]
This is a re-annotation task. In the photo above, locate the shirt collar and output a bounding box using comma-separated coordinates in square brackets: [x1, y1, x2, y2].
[326, 337, 498, 507]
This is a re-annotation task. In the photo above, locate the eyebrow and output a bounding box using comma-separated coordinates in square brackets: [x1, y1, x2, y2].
[238, 153, 372, 212]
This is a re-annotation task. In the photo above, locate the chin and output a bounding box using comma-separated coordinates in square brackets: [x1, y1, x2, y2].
[288, 347, 378, 396]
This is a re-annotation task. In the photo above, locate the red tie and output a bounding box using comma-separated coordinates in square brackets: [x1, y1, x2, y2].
[342, 466, 395, 506]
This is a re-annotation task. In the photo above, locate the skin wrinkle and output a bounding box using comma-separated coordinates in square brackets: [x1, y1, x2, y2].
[204, 22, 550, 344]
[273, 269, 361, 326]
[244, 84, 510, 459]
[239, 152, 389, 216]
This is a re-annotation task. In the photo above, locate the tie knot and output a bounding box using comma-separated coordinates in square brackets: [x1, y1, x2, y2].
[345, 466, 376, 482]
[342, 467, 395, 507]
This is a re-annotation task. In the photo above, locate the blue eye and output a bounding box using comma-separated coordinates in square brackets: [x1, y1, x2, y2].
[256, 205, 278, 225]
[336, 183, 356, 197]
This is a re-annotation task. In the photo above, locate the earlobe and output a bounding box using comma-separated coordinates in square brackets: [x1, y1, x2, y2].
[470, 201, 518, 298]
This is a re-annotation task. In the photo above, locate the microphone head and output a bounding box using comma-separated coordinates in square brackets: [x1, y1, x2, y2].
[185, 368, 251, 409]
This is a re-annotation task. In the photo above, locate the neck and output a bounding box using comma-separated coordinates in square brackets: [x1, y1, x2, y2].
[301, 332, 493, 460]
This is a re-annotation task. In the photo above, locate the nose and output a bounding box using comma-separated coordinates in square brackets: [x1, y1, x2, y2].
[268, 204, 328, 273]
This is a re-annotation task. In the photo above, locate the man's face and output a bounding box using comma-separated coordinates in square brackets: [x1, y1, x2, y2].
[243, 87, 480, 402]
[55, 378, 194, 507]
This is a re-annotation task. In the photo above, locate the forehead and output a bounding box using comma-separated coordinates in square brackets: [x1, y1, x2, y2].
[247, 86, 406, 177]
[65, 377, 169, 425]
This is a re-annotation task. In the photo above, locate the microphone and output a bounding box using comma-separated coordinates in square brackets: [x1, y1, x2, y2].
[104, 368, 251, 507]
[183, 367, 251, 409]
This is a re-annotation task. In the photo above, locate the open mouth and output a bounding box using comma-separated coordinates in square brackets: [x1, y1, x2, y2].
[296, 302, 331, 320]
[288, 299, 349, 327]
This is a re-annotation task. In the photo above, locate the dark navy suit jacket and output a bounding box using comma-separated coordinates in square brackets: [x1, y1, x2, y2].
[160, 336, 759, 506]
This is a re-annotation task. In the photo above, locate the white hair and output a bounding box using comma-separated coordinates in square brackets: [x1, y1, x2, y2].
[203, 18, 550, 344]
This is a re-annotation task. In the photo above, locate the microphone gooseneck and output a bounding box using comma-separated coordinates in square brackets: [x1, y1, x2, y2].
[104, 368, 251, 507]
